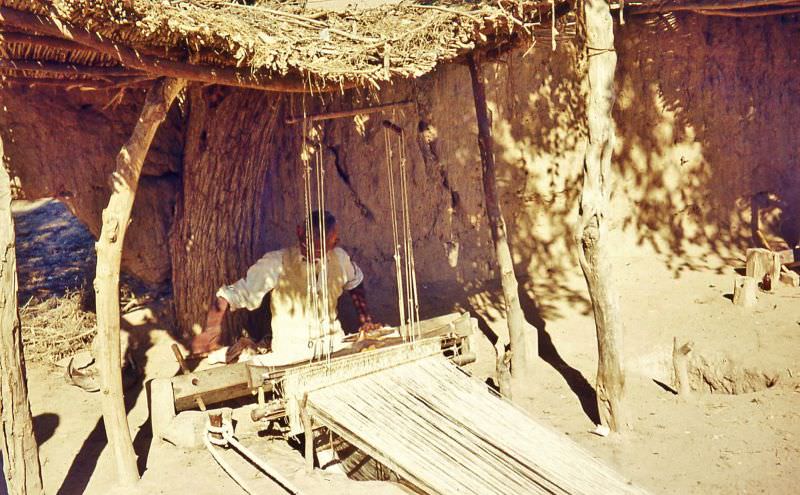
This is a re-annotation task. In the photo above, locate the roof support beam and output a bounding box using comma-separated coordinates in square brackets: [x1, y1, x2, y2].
[626, 0, 798, 14]
[0, 30, 89, 53]
[0, 58, 143, 79]
[0, 6, 350, 93]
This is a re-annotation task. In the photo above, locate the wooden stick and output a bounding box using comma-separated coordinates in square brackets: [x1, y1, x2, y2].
[286, 100, 414, 124]
[0, 75, 152, 89]
[300, 393, 315, 472]
[672, 337, 693, 396]
[0, 30, 89, 52]
[170, 344, 206, 411]
[627, 0, 799, 13]
[577, 0, 627, 432]
[0, 130, 44, 495]
[0, 58, 141, 78]
[94, 77, 186, 485]
[693, 6, 800, 15]
[467, 53, 536, 384]
[0, 6, 350, 93]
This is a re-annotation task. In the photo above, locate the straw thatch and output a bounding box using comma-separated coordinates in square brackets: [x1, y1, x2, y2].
[0, 1, 577, 92]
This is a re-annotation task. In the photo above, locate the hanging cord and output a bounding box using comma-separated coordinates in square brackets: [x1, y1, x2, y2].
[301, 110, 322, 360]
[313, 135, 333, 364]
[396, 127, 421, 342]
[383, 125, 407, 341]
[204, 419, 302, 495]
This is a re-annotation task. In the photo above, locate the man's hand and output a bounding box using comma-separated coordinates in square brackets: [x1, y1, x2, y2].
[357, 321, 384, 342]
[189, 296, 229, 354]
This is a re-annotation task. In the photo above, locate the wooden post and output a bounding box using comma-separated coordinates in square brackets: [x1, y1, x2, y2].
[0, 136, 44, 495]
[672, 338, 693, 397]
[467, 54, 537, 383]
[733, 276, 758, 307]
[576, 0, 627, 432]
[94, 77, 185, 484]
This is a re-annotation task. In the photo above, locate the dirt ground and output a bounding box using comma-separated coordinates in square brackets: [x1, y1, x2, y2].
[12, 199, 800, 494]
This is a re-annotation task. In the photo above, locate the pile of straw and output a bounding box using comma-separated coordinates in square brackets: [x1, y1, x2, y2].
[20, 291, 96, 364]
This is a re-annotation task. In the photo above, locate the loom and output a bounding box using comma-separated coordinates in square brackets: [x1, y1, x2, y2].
[148, 113, 650, 494]
[151, 312, 650, 495]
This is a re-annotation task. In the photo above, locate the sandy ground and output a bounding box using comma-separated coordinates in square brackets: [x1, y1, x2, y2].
[12, 199, 800, 494]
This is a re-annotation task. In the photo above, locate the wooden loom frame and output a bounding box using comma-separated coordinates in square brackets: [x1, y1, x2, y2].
[149, 312, 476, 440]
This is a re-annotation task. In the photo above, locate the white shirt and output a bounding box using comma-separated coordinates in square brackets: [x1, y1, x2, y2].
[216, 247, 364, 311]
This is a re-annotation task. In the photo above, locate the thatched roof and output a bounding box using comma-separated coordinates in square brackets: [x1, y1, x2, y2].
[0, 1, 575, 92]
[1, 1, 795, 93]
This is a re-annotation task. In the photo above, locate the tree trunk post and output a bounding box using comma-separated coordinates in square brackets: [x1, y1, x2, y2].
[576, 0, 627, 432]
[0, 135, 44, 495]
[94, 77, 185, 484]
[467, 54, 537, 383]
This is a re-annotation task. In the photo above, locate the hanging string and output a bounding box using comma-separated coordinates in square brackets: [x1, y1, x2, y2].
[396, 127, 421, 341]
[384, 125, 407, 341]
[314, 133, 333, 364]
[301, 104, 322, 361]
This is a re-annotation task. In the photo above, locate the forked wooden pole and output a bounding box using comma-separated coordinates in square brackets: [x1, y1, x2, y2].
[576, 0, 627, 432]
[0, 135, 44, 495]
[467, 54, 536, 386]
[94, 77, 185, 484]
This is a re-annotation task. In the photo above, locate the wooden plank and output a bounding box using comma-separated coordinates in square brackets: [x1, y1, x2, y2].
[746, 248, 781, 291]
[172, 363, 251, 412]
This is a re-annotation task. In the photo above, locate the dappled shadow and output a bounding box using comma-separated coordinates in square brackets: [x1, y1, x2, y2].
[612, 14, 800, 273]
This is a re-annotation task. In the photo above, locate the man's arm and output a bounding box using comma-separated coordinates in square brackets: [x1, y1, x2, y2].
[190, 295, 229, 354]
[349, 284, 381, 335]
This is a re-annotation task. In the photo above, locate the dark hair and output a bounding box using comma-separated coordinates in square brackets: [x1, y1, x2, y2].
[306, 210, 336, 238]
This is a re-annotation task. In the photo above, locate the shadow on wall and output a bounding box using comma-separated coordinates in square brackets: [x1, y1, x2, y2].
[178, 14, 799, 340]
[612, 13, 800, 274]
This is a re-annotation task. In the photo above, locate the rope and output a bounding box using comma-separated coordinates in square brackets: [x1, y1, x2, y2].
[204, 419, 303, 495]
[383, 126, 408, 341]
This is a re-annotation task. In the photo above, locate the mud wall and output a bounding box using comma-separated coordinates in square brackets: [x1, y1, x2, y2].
[248, 14, 799, 324]
[0, 86, 184, 284]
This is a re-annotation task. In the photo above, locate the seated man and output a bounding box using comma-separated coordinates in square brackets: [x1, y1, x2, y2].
[191, 210, 380, 361]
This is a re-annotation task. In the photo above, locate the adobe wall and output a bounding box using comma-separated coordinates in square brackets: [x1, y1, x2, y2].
[257, 14, 799, 319]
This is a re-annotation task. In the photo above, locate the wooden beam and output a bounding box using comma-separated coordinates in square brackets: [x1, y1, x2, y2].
[627, 0, 799, 13]
[577, 0, 627, 432]
[0, 75, 152, 89]
[0, 30, 88, 52]
[286, 100, 414, 124]
[0, 58, 141, 78]
[171, 313, 473, 412]
[467, 53, 536, 391]
[94, 77, 186, 485]
[0, 6, 351, 93]
[692, 6, 800, 15]
[0, 132, 44, 494]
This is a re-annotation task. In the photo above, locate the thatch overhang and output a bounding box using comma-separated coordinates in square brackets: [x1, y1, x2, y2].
[0, 0, 578, 93]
